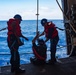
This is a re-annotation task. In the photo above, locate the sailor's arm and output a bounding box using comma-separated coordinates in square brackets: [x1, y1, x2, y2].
[32, 32, 39, 43]
[21, 35, 29, 41]
[39, 31, 45, 37]
[44, 38, 49, 43]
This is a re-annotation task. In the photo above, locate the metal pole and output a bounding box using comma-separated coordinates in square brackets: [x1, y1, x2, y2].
[36, 0, 39, 33]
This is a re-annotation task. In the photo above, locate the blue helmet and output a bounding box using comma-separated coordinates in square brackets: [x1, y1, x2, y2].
[14, 14, 22, 21]
[41, 18, 47, 26]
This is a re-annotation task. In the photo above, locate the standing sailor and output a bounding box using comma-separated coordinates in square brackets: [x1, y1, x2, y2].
[7, 14, 28, 74]
[39, 18, 59, 65]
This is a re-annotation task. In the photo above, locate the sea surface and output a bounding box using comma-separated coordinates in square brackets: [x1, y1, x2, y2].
[0, 20, 67, 66]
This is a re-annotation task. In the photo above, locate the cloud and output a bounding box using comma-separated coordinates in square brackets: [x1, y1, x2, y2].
[0, 3, 63, 20]
[39, 6, 63, 19]
[40, 7, 49, 11]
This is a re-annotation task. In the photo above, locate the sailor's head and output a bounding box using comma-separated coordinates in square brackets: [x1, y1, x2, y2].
[14, 14, 22, 20]
[37, 39, 45, 45]
[14, 14, 22, 24]
[41, 18, 47, 26]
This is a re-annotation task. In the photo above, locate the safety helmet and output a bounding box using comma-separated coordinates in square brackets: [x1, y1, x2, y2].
[41, 18, 47, 26]
[14, 14, 22, 21]
[37, 39, 45, 45]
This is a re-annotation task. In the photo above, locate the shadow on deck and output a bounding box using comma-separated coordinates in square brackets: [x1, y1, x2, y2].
[0, 56, 76, 75]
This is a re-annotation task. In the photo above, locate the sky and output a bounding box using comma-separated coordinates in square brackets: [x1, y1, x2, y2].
[0, 0, 63, 20]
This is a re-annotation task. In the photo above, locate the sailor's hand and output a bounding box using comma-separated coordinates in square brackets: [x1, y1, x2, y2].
[24, 37, 29, 41]
[36, 31, 40, 37]
[21, 35, 29, 41]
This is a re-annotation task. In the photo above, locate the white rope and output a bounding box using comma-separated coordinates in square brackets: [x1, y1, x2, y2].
[0, 52, 33, 55]
[0, 43, 75, 55]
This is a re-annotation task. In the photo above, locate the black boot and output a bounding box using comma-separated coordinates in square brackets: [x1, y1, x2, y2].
[46, 59, 57, 65]
[11, 68, 14, 73]
[15, 68, 25, 74]
[11, 66, 15, 73]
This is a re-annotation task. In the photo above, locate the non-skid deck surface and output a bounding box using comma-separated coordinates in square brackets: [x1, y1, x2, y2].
[0, 56, 76, 75]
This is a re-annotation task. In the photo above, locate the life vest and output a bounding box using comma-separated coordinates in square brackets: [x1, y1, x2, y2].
[7, 18, 22, 38]
[32, 45, 47, 60]
[44, 22, 58, 39]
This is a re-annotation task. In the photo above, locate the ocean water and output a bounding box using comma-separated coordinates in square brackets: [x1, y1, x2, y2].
[0, 20, 67, 66]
